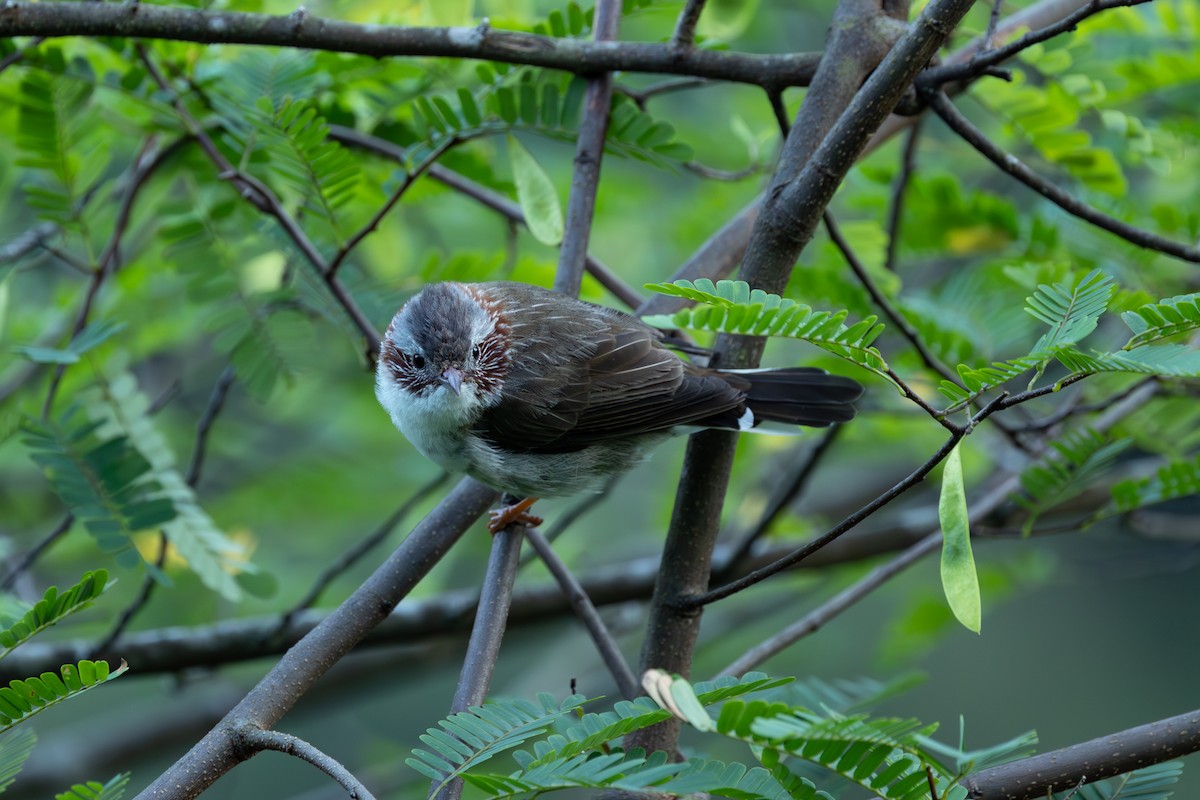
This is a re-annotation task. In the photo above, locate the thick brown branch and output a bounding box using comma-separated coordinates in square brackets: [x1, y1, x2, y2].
[964, 709, 1200, 800]
[0, 2, 820, 87]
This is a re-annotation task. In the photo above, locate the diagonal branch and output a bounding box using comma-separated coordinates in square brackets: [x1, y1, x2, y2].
[327, 125, 644, 310]
[671, 0, 708, 51]
[924, 90, 1200, 264]
[919, 0, 1152, 88]
[553, 0, 620, 298]
[523, 526, 640, 700]
[964, 708, 1200, 800]
[137, 46, 381, 349]
[134, 478, 496, 800]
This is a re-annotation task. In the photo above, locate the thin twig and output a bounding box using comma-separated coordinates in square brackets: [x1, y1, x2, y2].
[883, 119, 921, 272]
[1014, 377, 1156, 433]
[682, 160, 761, 182]
[823, 212, 955, 383]
[240, 727, 377, 800]
[920, 0, 1152, 88]
[619, 77, 712, 108]
[0, 222, 58, 264]
[720, 426, 843, 572]
[0, 515, 74, 592]
[767, 89, 791, 139]
[41, 137, 174, 419]
[0, 35, 43, 75]
[691, 392, 1007, 607]
[719, 531, 940, 676]
[184, 366, 237, 486]
[326, 125, 644, 310]
[524, 527, 640, 700]
[925, 90, 1200, 263]
[326, 136, 459, 279]
[278, 471, 451, 630]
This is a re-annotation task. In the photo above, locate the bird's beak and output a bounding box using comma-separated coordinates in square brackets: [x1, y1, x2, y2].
[439, 367, 464, 396]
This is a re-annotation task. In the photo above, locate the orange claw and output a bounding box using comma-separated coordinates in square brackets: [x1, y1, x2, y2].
[487, 496, 542, 534]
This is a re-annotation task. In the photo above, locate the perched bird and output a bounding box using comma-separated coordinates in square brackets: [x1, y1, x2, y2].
[375, 281, 863, 531]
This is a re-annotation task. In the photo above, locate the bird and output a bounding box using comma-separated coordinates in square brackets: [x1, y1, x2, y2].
[375, 281, 864, 532]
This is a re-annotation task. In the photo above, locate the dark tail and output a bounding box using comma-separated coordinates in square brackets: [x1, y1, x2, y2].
[716, 367, 863, 429]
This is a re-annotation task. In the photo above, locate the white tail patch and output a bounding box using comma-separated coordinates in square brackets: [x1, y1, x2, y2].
[738, 407, 756, 431]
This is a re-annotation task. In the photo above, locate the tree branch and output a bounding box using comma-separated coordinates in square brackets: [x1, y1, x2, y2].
[435, 517, 523, 800]
[671, 0, 708, 51]
[0, 528, 937, 681]
[553, 0, 620, 298]
[964, 709, 1200, 800]
[239, 727, 377, 800]
[524, 526, 640, 700]
[919, 0, 1152, 88]
[0, 2, 820, 88]
[326, 125, 644, 310]
[924, 90, 1200, 264]
[134, 478, 496, 800]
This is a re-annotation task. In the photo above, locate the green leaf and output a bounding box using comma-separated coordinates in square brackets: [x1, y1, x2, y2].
[11, 320, 126, 364]
[507, 135, 563, 246]
[1026, 269, 1114, 351]
[0, 727, 37, 793]
[22, 412, 175, 564]
[0, 660, 127, 733]
[1016, 429, 1132, 535]
[642, 280, 892, 386]
[0, 570, 109, 659]
[54, 772, 131, 800]
[1121, 292, 1200, 349]
[1105, 452, 1200, 516]
[939, 444, 980, 633]
[79, 372, 251, 601]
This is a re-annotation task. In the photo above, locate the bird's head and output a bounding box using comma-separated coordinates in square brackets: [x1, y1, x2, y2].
[376, 283, 511, 419]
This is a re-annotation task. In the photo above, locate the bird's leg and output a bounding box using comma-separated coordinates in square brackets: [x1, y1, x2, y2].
[487, 495, 543, 534]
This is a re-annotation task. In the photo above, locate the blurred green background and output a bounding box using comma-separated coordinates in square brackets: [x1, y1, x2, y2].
[1, 0, 1198, 797]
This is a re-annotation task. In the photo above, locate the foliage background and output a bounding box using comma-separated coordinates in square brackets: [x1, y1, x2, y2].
[0, 0, 1198, 797]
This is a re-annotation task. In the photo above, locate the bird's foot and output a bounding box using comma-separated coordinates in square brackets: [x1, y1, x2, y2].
[487, 496, 542, 534]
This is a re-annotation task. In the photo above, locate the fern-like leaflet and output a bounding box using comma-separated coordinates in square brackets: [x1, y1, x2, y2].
[1015, 428, 1132, 535]
[54, 772, 131, 800]
[940, 270, 1114, 408]
[1103, 451, 1200, 517]
[1052, 760, 1183, 800]
[14, 69, 99, 231]
[0, 570, 109, 658]
[21, 412, 176, 567]
[0, 728, 37, 794]
[641, 279, 892, 384]
[1027, 269, 1115, 352]
[0, 660, 127, 732]
[407, 693, 586, 791]
[81, 372, 252, 602]
[410, 673, 790, 791]
[1121, 292, 1200, 349]
[10, 319, 126, 365]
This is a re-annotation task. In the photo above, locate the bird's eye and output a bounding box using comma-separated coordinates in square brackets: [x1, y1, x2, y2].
[412, 354, 426, 369]
[471, 344, 481, 360]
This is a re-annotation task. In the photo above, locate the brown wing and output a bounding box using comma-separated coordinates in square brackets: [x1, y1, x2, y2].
[471, 283, 744, 454]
